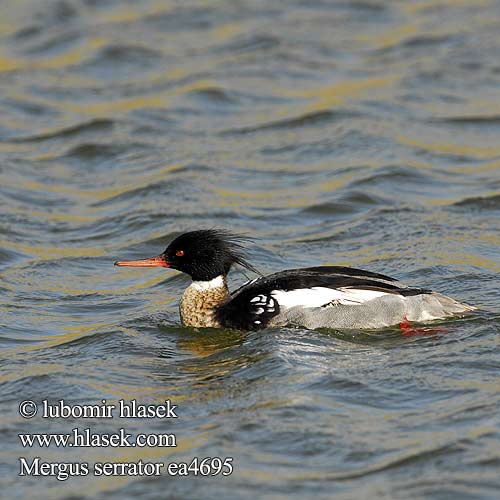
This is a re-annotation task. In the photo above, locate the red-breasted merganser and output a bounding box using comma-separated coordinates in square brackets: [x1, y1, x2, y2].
[115, 229, 476, 330]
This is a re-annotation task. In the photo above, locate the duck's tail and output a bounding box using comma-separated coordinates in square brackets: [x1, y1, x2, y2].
[425, 292, 477, 318]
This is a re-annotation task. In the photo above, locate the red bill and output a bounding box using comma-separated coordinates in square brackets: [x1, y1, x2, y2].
[114, 255, 169, 268]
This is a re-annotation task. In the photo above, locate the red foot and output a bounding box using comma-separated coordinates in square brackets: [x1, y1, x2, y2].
[399, 316, 447, 337]
[399, 316, 412, 330]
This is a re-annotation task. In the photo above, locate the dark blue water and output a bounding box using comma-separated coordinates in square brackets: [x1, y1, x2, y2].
[1, 1, 499, 499]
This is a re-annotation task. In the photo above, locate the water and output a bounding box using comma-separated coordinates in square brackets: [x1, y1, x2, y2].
[1, 1, 499, 498]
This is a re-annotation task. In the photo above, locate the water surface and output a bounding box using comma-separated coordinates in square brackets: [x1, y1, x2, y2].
[1, 1, 499, 499]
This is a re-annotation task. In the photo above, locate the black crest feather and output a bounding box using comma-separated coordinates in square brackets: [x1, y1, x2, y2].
[204, 229, 260, 275]
[163, 229, 260, 280]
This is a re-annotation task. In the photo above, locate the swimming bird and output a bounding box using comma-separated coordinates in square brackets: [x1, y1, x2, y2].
[115, 229, 475, 330]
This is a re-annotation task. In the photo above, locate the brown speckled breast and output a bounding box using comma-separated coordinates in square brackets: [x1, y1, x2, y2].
[179, 279, 230, 328]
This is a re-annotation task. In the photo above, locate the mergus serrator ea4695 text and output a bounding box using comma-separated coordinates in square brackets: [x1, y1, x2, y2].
[115, 229, 476, 330]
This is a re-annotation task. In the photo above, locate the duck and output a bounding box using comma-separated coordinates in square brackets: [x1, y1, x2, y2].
[115, 229, 476, 330]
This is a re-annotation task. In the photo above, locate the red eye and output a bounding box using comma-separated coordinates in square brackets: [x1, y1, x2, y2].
[176, 249, 184, 257]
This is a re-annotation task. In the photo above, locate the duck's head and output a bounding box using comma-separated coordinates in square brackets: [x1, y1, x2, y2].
[115, 229, 258, 281]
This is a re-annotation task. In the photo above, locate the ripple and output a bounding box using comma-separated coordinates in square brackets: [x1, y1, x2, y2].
[12, 24, 42, 40]
[90, 178, 184, 208]
[216, 33, 280, 54]
[188, 87, 238, 106]
[1, 0, 499, 498]
[62, 142, 146, 167]
[402, 34, 456, 49]
[350, 165, 432, 187]
[301, 191, 386, 216]
[453, 194, 500, 210]
[58, 211, 168, 244]
[222, 110, 339, 135]
[7, 118, 114, 143]
[1, 97, 58, 118]
[19, 30, 82, 57]
[145, 5, 215, 32]
[77, 45, 163, 79]
[433, 115, 500, 126]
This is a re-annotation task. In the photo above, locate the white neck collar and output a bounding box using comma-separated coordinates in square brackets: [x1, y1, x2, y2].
[190, 275, 225, 291]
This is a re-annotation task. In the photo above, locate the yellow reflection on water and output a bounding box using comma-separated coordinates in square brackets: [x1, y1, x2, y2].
[1, 162, 183, 206]
[0, 37, 106, 73]
[330, 234, 500, 272]
[0, 362, 60, 384]
[212, 169, 358, 209]
[40, 37, 107, 70]
[213, 22, 243, 42]
[61, 78, 218, 115]
[0, 48, 22, 72]
[287, 76, 400, 115]
[100, 2, 173, 24]
[4, 243, 105, 264]
[357, 23, 418, 51]
[0, 241, 104, 259]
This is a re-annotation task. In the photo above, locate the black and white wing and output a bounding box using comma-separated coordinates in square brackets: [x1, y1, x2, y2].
[216, 266, 430, 330]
